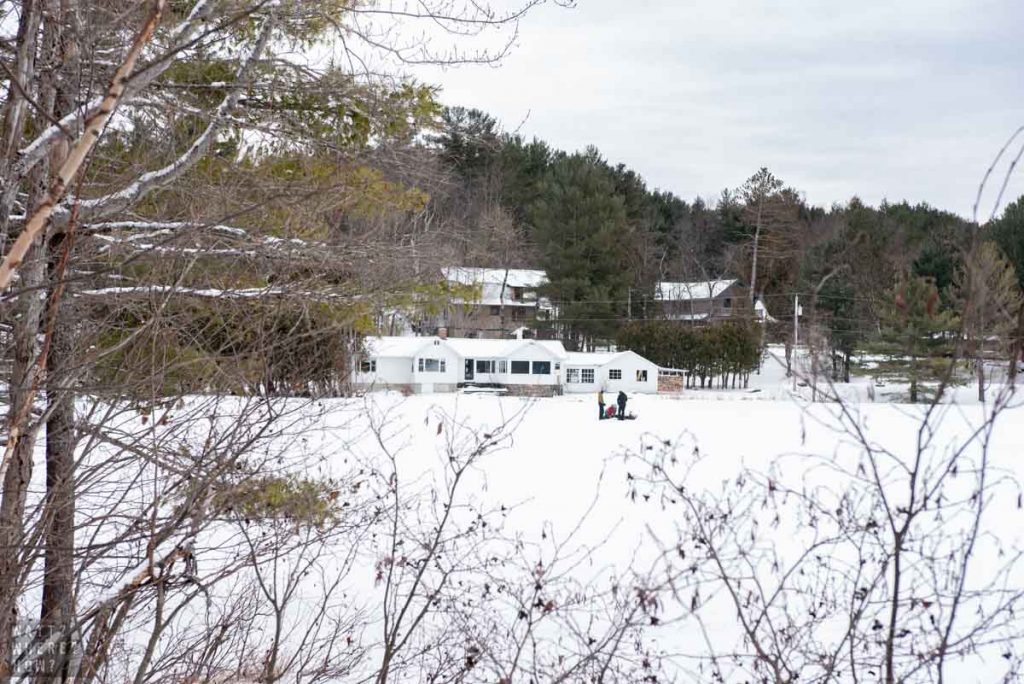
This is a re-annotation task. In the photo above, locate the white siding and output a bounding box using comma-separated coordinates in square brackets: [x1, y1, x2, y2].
[562, 351, 658, 394]
[457, 340, 564, 386]
[411, 344, 460, 390]
[354, 356, 414, 387]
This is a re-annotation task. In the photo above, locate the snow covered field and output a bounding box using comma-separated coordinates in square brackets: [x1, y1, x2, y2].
[301, 383, 1024, 681]
[21, 366, 1023, 681]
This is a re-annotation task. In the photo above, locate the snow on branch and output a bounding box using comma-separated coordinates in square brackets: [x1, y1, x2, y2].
[77, 285, 359, 301]
[70, 11, 278, 223]
[84, 220, 250, 238]
[0, 0, 168, 294]
[6, 0, 215, 186]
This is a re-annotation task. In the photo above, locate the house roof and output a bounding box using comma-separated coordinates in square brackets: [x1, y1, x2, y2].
[365, 336, 567, 360]
[655, 279, 737, 301]
[443, 267, 548, 289]
[445, 337, 567, 359]
[365, 336, 440, 358]
[565, 350, 655, 367]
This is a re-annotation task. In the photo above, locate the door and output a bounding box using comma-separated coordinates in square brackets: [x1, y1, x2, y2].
[465, 359, 475, 381]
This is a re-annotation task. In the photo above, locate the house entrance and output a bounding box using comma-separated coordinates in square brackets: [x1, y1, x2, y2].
[465, 359, 475, 381]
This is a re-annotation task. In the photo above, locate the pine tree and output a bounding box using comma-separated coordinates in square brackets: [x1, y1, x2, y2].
[952, 241, 1022, 401]
[528, 148, 632, 348]
[875, 276, 959, 403]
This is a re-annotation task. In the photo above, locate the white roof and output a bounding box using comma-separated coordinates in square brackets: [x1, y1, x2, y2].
[364, 336, 567, 360]
[565, 350, 654, 367]
[443, 267, 548, 289]
[655, 279, 737, 301]
[755, 299, 776, 322]
[364, 336, 439, 358]
[446, 337, 567, 360]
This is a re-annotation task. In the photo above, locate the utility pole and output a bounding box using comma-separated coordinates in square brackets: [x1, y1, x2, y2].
[792, 293, 799, 392]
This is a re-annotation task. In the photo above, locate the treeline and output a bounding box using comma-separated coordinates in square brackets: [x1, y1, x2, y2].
[428, 107, 1024, 395]
[617, 321, 761, 389]
[69, 95, 1024, 397]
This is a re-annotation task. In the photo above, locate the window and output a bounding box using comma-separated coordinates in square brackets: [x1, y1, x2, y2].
[636, 369, 648, 382]
[510, 361, 530, 375]
[581, 368, 595, 384]
[490, 306, 501, 316]
[511, 287, 523, 301]
[476, 360, 495, 374]
[724, 297, 732, 309]
[531, 361, 551, 375]
[567, 368, 580, 383]
[498, 360, 507, 374]
[608, 369, 622, 380]
[360, 359, 376, 373]
[418, 358, 446, 373]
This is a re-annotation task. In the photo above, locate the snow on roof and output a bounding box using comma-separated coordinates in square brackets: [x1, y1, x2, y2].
[755, 299, 777, 323]
[364, 336, 567, 359]
[445, 337, 567, 359]
[566, 352, 623, 367]
[364, 336, 438, 358]
[655, 279, 737, 301]
[443, 267, 548, 289]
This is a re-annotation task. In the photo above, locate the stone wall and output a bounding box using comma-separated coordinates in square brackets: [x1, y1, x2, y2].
[504, 384, 561, 398]
[657, 373, 685, 394]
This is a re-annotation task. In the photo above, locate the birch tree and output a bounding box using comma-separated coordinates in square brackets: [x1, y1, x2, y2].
[0, 0, 567, 678]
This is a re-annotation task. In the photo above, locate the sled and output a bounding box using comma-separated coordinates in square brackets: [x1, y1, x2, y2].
[603, 406, 637, 421]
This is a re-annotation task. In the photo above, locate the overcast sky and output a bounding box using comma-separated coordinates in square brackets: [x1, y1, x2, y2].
[413, 0, 1023, 220]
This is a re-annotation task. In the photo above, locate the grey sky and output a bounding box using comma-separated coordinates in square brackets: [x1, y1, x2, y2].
[415, 0, 1023, 220]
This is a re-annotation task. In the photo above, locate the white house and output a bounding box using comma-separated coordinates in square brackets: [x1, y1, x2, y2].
[355, 336, 568, 395]
[561, 350, 660, 394]
[439, 267, 556, 338]
[444, 337, 567, 392]
[354, 336, 462, 394]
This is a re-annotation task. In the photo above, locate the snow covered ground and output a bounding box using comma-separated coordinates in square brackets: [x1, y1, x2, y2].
[18, 353, 1024, 681]
[302, 379, 1024, 681]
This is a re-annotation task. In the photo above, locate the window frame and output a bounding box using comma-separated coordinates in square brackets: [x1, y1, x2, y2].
[608, 369, 622, 380]
[566, 368, 581, 383]
[531, 361, 551, 375]
[417, 357, 446, 373]
[360, 359, 377, 373]
[636, 369, 648, 382]
[581, 368, 595, 384]
[510, 360, 530, 375]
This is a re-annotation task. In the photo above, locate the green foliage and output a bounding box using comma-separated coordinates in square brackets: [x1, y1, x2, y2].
[91, 299, 376, 397]
[528, 148, 633, 345]
[869, 276, 960, 403]
[617, 321, 762, 389]
[990, 195, 1024, 291]
[209, 473, 342, 529]
[950, 241, 1022, 362]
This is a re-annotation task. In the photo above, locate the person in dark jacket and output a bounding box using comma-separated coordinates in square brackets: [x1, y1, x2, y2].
[616, 391, 627, 420]
[597, 389, 606, 420]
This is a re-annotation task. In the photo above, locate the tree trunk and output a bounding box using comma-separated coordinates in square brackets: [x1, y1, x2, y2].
[0, 239, 47, 679]
[976, 358, 985, 404]
[749, 201, 762, 303]
[38, 234, 78, 683]
[0, 0, 43, 250]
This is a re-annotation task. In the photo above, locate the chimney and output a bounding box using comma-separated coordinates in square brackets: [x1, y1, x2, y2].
[437, 327, 448, 340]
